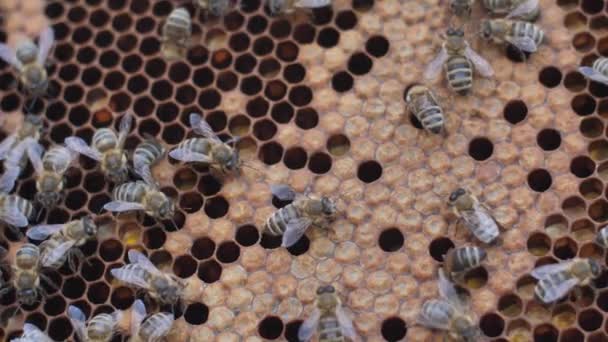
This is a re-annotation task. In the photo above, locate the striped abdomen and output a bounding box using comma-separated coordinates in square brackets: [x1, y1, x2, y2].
[420, 299, 455, 328]
[264, 204, 301, 236]
[597, 226, 608, 247]
[175, 138, 212, 155]
[319, 315, 344, 342]
[447, 246, 486, 273]
[593, 58, 608, 78]
[40, 237, 69, 268]
[92, 128, 118, 152]
[134, 139, 164, 168]
[445, 56, 473, 95]
[138, 312, 174, 341]
[87, 313, 116, 341]
[411, 92, 444, 134]
[112, 181, 148, 203]
[482, 0, 510, 13]
[535, 271, 574, 302]
[4, 195, 36, 221]
[511, 21, 544, 48]
[42, 146, 72, 174]
[164, 8, 191, 41]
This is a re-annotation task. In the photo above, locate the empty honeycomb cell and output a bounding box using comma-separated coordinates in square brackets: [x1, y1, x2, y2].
[99, 50, 120, 69]
[185, 302, 209, 325]
[498, 293, 524, 317]
[136, 16, 155, 33]
[573, 32, 596, 52]
[235, 225, 260, 247]
[46, 2, 65, 19]
[579, 242, 603, 258]
[357, 160, 383, 183]
[83, 171, 106, 193]
[156, 102, 178, 123]
[198, 89, 222, 110]
[162, 123, 185, 144]
[503, 100, 528, 124]
[261, 58, 284, 79]
[348, 52, 373, 76]
[216, 241, 241, 263]
[480, 312, 505, 337]
[378, 317, 407, 341]
[276, 41, 299, 63]
[598, 291, 608, 312]
[465, 266, 489, 288]
[95, 30, 114, 48]
[64, 84, 85, 103]
[537, 129, 562, 151]
[215, 71, 238, 91]
[334, 10, 357, 31]
[229, 32, 251, 52]
[572, 93, 597, 116]
[560, 328, 584, 342]
[211, 48, 233, 69]
[53, 23, 72, 42]
[590, 140, 608, 161]
[289, 86, 313, 107]
[332, 71, 355, 92]
[72, 27, 93, 45]
[50, 123, 73, 144]
[589, 199, 608, 222]
[81, 257, 104, 281]
[259, 141, 284, 165]
[248, 15, 268, 35]
[259, 316, 284, 340]
[47, 102, 68, 121]
[581, 0, 604, 14]
[141, 227, 164, 250]
[43, 295, 66, 316]
[65, 190, 88, 211]
[140, 37, 161, 56]
[270, 101, 294, 124]
[293, 108, 318, 130]
[264, 80, 287, 101]
[113, 13, 133, 32]
[260, 232, 283, 249]
[553, 236, 578, 259]
[527, 232, 551, 256]
[580, 308, 604, 331]
[227, 115, 251, 137]
[0, 94, 19, 112]
[187, 45, 210, 66]
[468, 137, 494, 161]
[564, 71, 587, 92]
[25, 313, 47, 331]
[527, 169, 553, 192]
[598, 161, 608, 180]
[99, 239, 124, 262]
[241, 75, 263, 95]
[172, 255, 197, 278]
[59, 64, 80, 82]
[61, 276, 86, 300]
[68, 6, 87, 23]
[516, 275, 537, 299]
[580, 117, 604, 138]
[591, 16, 608, 30]
[269, 19, 291, 39]
[204, 196, 230, 219]
[198, 174, 222, 196]
[179, 192, 204, 214]
[571, 218, 596, 241]
[198, 259, 222, 283]
[375, 227, 405, 252]
[571, 156, 596, 178]
[151, 80, 174, 101]
[128, 74, 149, 94]
[564, 11, 587, 30]
[317, 27, 340, 48]
[285, 235, 310, 256]
[428, 236, 455, 262]
[192, 237, 216, 260]
[88, 193, 111, 213]
[82, 66, 103, 86]
[48, 317, 72, 341]
[308, 152, 332, 174]
[77, 46, 97, 64]
[283, 146, 308, 169]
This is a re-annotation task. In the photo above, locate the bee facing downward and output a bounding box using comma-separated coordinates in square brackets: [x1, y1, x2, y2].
[161, 8, 192, 60]
[10, 323, 52, 342]
[65, 113, 132, 184]
[132, 136, 166, 188]
[448, 188, 500, 244]
[0, 244, 51, 306]
[405, 84, 445, 135]
[0, 26, 55, 100]
[449, 0, 474, 19]
[579, 57, 608, 86]
[532, 258, 603, 304]
[266, 0, 332, 16]
[298, 285, 358, 342]
[129, 299, 175, 342]
[264, 184, 337, 248]
[68, 305, 122, 342]
[424, 28, 494, 96]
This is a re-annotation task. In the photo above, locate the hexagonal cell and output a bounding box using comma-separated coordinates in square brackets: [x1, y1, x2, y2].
[538, 66, 562, 88]
[537, 129, 561, 151]
[498, 293, 523, 317]
[527, 232, 551, 256]
[506, 318, 531, 341]
[479, 312, 504, 338]
[579, 308, 603, 331]
[571, 94, 597, 116]
[527, 169, 552, 192]
[559, 328, 584, 342]
[503, 100, 528, 124]
[553, 236, 578, 260]
[589, 199, 608, 222]
[571, 156, 596, 178]
[570, 218, 596, 241]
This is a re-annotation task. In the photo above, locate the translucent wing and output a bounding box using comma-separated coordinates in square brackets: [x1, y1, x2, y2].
[110, 266, 150, 289]
[0, 167, 21, 193]
[0, 134, 17, 160]
[131, 299, 147, 337]
[506, 0, 539, 19]
[26, 224, 64, 240]
[270, 184, 296, 201]
[37, 25, 55, 65]
[438, 269, 468, 310]
[465, 46, 494, 77]
[133, 159, 155, 186]
[579, 66, 608, 85]
[336, 306, 358, 340]
[189, 113, 220, 141]
[460, 204, 499, 244]
[417, 300, 451, 330]
[65, 137, 103, 161]
[0, 205, 28, 227]
[103, 201, 145, 212]
[507, 36, 538, 53]
[67, 305, 87, 341]
[41, 240, 75, 267]
[0, 44, 21, 69]
[169, 149, 213, 163]
[536, 277, 579, 304]
[26, 142, 44, 174]
[424, 48, 448, 80]
[282, 217, 312, 247]
[298, 308, 321, 342]
[294, 0, 332, 8]
[531, 262, 572, 280]
[117, 113, 133, 148]
[128, 249, 161, 274]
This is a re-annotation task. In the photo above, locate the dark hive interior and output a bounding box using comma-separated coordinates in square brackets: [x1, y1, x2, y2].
[0, 0, 608, 340]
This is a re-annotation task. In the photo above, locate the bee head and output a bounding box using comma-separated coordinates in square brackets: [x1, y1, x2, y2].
[449, 188, 467, 203]
[17, 288, 37, 305]
[36, 191, 62, 209]
[82, 215, 98, 237]
[316, 285, 335, 294]
[158, 199, 175, 220]
[16, 40, 38, 64]
[316, 285, 338, 310]
[589, 259, 603, 277]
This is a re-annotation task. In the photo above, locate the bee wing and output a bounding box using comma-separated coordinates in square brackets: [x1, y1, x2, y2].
[67, 305, 87, 341]
[460, 204, 499, 244]
[336, 305, 359, 341]
[41, 239, 75, 267]
[579, 66, 608, 85]
[506, 36, 538, 53]
[0, 44, 22, 69]
[169, 148, 213, 163]
[65, 136, 103, 161]
[438, 269, 468, 310]
[0, 205, 28, 227]
[131, 299, 147, 337]
[536, 277, 579, 304]
[297, 308, 321, 342]
[506, 0, 539, 19]
[133, 159, 155, 186]
[416, 301, 451, 330]
[424, 48, 448, 80]
[128, 249, 161, 274]
[189, 113, 220, 141]
[0, 134, 18, 160]
[103, 200, 146, 212]
[294, 0, 332, 8]
[26, 224, 64, 240]
[26, 141, 44, 174]
[110, 265, 151, 289]
[0, 166, 21, 193]
[37, 25, 55, 65]
[281, 217, 313, 247]
[22, 323, 48, 338]
[531, 262, 572, 280]
[464, 46, 494, 77]
[117, 113, 133, 148]
[270, 184, 296, 201]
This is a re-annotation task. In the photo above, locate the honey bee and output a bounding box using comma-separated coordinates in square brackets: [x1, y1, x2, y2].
[532, 258, 603, 304]
[65, 113, 132, 184]
[443, 246, 487, 285]
[267, 0, 332, 16]
[133, 136, 166, 187]
[0, 244, 50, 306]
[405, 84, 445, 135]
[68, 305, 122, 342]
[0, 192, 36, 231]
[579, 58, 608, 86]
[480, 18, 544, 54]
[596, 225, 608, 247]
[103, 181, 175, 222]
[194, 0, 233, 17]
[0, 25, 54, 100]
[110, 250, 185, 306]
[29, 145, 76, 210]
[447, 188, 500, 244]
[10, 323, 52, 342]
[418, 269, 480, 342]
[26, 215, 98, 271]
[129, 299, 175, 342]
[161, 8, 191, 60]
[424, 28, 494, 95]
[483, 0, 540, 21]
[298, 285, 358, 342]
[264, 184, 337, 248]
[169, 113, 241, 174]
[449, 0, 474, 19]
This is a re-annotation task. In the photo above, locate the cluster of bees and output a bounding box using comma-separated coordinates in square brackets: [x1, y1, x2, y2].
[0, 0, 606, 341]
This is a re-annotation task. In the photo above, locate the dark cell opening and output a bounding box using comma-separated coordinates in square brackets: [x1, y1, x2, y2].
[199, 174, 222, 196]
[99, 239, 123, 262]
[198, 259, 222, 283]
[88, 282, 110, 304]
[253, 36, 274, 56]
[259, 142, 284, 165]
[46, 2, 65, 19]
[332, 71, 354, 92]
[253, 119, 277, 141]
[528, 169, 552, 192]
[503, 100, 528, 124]
[589, 199, 608, 222]
[284, 147, 308, 170]
[162, 124, 185, 145]
[173, 255, 198, 278]
[258, 316, 284, 339]
[82, 67, 102, 86]
[180, 192, 204, 214]
[286, 235, 310, 256]
[216, 241, 240, 263]
[140, 37, 161, 56]
[539, 66, 562, 88]
[241, 76, 263, 95]
[317, 27, 340, 48]
[247, 97, 270, 118]
[271, 102, 295, 123]
[265, 80, 287, 101]
[185, 302, 209, 325]
[151, 80, 173, 101]
[62, 277, 86, 299]
[193, 67, 215, 87]
[353, 0, 375, 11]
[128, 75, 149, 94]
[204, 196, 229, 219]
[284, 63, 305, 83]
[224, 11, 245, 31]
[110, 286, 134, 309]
[589, 80, 608, 98]
[366, 35, 390, 58]
[533, 324, 558, 342]
[564, 71, 587, 92]
[216, 71, 238, 91]
[479, 313, 504, 337]
[428, 237, 455, 262]
[198, 89, 221, 110]
[176, 85, 197, 104]
[308, 152, 332, 174]
[381, 317, 407, 341]
[247, 15, 268, 34]
[357, 160, 382, 183]
[134, 97, 155, 117]
[259, 58, 281, 78]
[136, 17, 155, 33]
[90, 9, 109, 27]
[553, 237, 578, 259]
[336, 10, 358, 30]
[582, 0, 603, 15]
[235, 225, 259, 247]
[348, 52, 373, 75]
[537, 129, 561, 151]
[571, 94, 597, 116]
[468, 137, 493, 161]
[211, 49, 233, 69]
[117, 34, 137, 52]
[81, 258, 104, 281]
[293, 23, 316, 44]
[229, 32, 251, 52]
[289, 86, 313, 106]
[48, 317, 72, 341]
[570, 156, 596, 178]
[284, 320, 303, 342]
[64, 85, 85, 103]
[50, 124, 73, 144]
[143, 227, 166, 249]
[261, 233, 282, 249]
[295, 108, 318, 129]
[192, 237, 216, 260]
[270, 19, 292, 38]
[379, 228, 404, 252]
[277, 41, 299, 62]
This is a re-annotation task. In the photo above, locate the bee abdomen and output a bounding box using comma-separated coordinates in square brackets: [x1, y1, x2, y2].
[176, 138, 212, 154]
[134, 140, 164, 166]
[593, 58, 608, 77]
[446, 56, 473, 95]
[417, 106, 444, 133]
[319, 316, 344, 342]
[512, 21, 544, 47]
[450, 246, 486, 272]
[264, 204, 300, 236]
[140, 313, 174, 340]
[535, 272, 572, 302]
[113, 182, 148, 203]
[6, 195, 36, 220]
[420, 299, 454, 327]
[42, 146, 71, 172]
[88, 314, 116, 340]
[92, 128, 117, 152]
[482, 0, 510, 13]
[164, 8, 191, 40]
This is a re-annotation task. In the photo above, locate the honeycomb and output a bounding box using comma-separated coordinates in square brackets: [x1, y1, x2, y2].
[0, 0, 607, 340]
